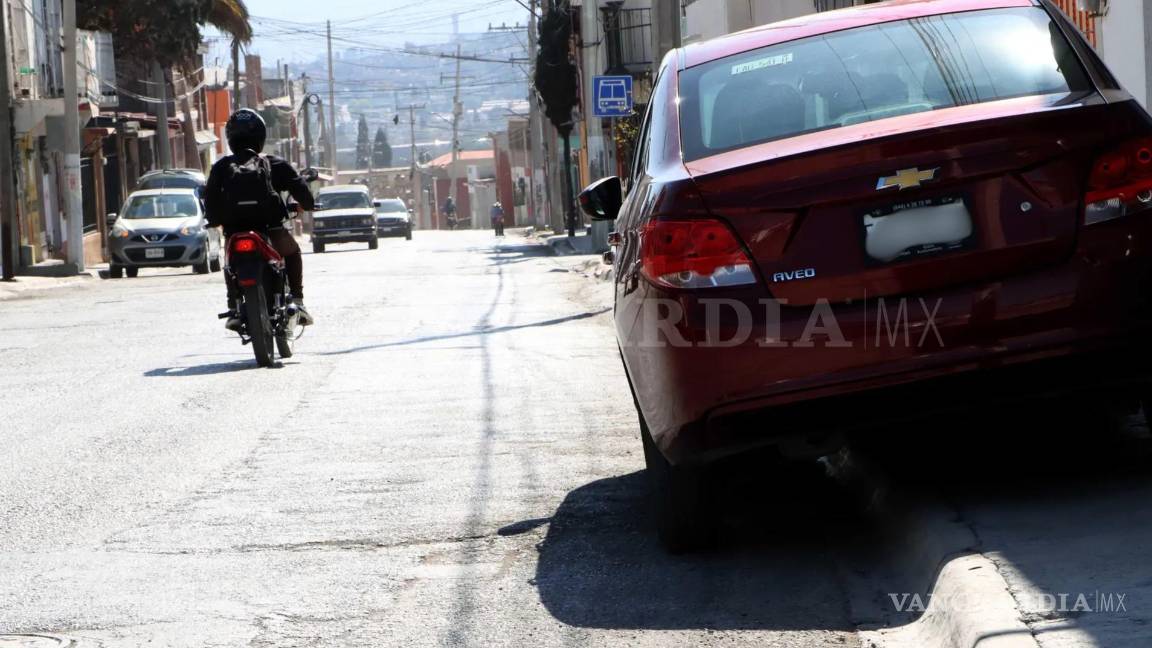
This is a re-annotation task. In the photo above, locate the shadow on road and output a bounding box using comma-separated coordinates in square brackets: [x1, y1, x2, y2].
[533, 401, 1152, 638]
[143, 359, 276, 376]
[533, 457, 879, 631]
[316, 308, 610, 356]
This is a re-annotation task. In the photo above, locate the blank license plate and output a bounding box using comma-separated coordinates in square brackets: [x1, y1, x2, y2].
[862, 196, 973, 264]
[145, 248, 164, 259]
[338, 230, 352, 236]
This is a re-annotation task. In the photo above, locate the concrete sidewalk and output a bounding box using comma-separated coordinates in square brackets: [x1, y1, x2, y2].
[0, 264, 108, 302]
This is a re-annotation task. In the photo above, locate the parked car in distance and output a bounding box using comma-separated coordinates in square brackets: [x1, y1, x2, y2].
[311, 185, 379, 253]
[580, 0, 1152, 551]
[136, 169, 207, 192]
[373, 198, 413, 240]
[107, 188, 222, 278]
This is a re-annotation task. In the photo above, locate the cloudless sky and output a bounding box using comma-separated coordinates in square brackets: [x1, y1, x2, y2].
[209, 0, 529, 65]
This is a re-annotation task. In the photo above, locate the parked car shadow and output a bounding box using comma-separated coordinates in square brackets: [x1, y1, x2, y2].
[532, 455, 890, 631]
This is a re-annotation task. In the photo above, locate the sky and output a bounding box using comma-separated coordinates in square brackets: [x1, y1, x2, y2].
[207, 0, 530, 66]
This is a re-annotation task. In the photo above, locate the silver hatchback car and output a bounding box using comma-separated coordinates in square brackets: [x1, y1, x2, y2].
[107, 189, 222, 279]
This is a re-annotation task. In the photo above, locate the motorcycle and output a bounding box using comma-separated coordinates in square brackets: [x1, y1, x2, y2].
[220, 231, 303, 367]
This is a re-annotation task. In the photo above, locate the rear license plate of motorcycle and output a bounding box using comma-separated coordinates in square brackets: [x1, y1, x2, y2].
[145, 248, 164, 259]
[861, 195, 974, 265]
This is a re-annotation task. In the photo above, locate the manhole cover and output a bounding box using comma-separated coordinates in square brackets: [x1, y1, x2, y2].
[0, 636, 79, 648]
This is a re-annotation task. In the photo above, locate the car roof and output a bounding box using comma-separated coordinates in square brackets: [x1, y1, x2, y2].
[140, 169, 205, 178]
[318, 184, 370, 194]
[127, 188, 199, 198]
[681, 0, 1036, 69]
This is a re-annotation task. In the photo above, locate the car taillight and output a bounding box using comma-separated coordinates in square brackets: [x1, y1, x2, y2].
[1085, 138, 1152, 225]
[233, 238, 257, 253]
[639, 219, 757, 289]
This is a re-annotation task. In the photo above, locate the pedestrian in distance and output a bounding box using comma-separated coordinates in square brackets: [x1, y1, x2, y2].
[491, 201, 505, 237]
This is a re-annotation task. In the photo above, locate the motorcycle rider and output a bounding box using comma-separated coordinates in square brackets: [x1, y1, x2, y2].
[204, 108, 316, 330]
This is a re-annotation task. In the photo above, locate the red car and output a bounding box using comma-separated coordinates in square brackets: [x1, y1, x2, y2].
[579, 0, 1152, 550]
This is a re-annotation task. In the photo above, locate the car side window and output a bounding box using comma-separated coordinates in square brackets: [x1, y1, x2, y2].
[631, 98, 654, 185]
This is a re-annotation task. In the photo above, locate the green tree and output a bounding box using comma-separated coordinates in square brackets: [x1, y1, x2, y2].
[534, 1, 579, 236]
[356, 115, 372, 169]
[372, 127, 393, 168]
[78, 0, 252, 68]
[79, 0, 253, 171]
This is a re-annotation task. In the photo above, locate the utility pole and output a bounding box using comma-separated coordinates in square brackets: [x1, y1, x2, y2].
[62, 0, 84, 271]
[526, 0, 544, 228]
[450, 43, 462, 228]
[398, 103, 426, 225]
[285, 63, 296, 162]
[232, 41, 241, 111]
[326, 20, 338, 175]
[152, 62, 172, 170]
[0, 0, 19, 279]
[301, 80, 316, 169]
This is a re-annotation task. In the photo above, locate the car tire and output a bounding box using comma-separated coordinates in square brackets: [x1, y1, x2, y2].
[640, 412, 715, 554]
[125, 266, 139, 278]
[313, 242, 325, 254]
[109, 264, 123, 279]
[369, 237, 379, 250]
[209, 254, 222, 273]
[193, 257, 210, 274]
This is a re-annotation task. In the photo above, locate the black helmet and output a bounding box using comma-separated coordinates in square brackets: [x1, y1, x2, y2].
[225, 108, 267, 154]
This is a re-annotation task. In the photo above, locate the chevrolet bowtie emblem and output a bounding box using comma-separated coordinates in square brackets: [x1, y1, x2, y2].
[877, 168, 939, 191]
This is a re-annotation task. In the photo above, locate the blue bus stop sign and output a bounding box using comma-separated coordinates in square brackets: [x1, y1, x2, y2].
[593, 76, 633, 118]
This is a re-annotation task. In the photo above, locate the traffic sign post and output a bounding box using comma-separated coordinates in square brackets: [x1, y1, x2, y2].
[593, 75, 634, 118]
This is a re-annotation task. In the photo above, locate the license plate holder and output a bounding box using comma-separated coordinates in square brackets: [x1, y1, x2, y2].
[861, 195, 974, 265]
[144, 247, 164, 259]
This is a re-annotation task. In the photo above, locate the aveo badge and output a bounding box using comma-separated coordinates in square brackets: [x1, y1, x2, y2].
[772, 268, 817, 283]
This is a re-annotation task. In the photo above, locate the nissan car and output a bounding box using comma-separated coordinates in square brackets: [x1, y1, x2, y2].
[579, 0, 1152, 550]
[107, 188, 222, 279]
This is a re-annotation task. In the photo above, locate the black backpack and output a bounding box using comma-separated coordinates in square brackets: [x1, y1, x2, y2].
[220, 150, 281, 229]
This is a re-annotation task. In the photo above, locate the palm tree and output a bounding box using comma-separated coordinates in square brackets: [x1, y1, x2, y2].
[180, 0, 254, 170]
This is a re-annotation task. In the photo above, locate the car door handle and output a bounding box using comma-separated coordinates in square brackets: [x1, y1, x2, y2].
[607, 231, 622, 246]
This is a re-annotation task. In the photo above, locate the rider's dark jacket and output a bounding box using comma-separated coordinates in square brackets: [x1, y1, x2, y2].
[203, 152, 316, 234]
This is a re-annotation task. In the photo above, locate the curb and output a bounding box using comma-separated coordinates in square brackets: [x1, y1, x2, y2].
[829, 452, 1039, 648]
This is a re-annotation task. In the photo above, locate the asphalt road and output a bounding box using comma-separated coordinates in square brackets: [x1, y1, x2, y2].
[2, 230, 1152, 647]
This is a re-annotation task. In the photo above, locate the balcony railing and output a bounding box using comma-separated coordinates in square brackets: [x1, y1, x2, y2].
[602, 5, 652, 75]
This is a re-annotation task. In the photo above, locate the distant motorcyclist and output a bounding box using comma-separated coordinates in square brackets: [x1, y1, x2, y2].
[204, 108, 316, 330]
[443, 196, 457, 230]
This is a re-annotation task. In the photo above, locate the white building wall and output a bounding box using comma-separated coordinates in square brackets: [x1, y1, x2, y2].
[685, 0, 817, 44]
[1099, 0, 1150, 108]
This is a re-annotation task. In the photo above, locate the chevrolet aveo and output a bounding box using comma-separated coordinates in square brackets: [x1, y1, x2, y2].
[579, 0, 1152, 550]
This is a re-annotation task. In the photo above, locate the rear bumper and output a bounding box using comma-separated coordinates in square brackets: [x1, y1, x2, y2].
[621, 218, 1152, 466]
[109, 235, 210, 267]
[312, 228, 376, 243]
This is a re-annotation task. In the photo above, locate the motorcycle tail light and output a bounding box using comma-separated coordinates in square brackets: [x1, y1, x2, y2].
[233, 238, 257, 253]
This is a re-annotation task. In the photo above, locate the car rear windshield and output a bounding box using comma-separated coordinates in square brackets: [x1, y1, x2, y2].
[122, 194, 199, 219]
[139, 176, 201, 189]
[319, 193, 370, 210]
[678, 7, 1093, 161]
[376, 200, 406, 213]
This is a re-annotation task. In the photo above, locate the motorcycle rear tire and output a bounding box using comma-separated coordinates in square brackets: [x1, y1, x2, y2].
[244, 284, 275, 368]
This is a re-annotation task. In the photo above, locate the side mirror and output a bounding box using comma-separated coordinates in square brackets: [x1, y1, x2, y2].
[578, 176, 622, 221]
[107, 213, 118, 226]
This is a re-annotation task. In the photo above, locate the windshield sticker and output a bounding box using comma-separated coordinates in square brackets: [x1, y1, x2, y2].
[731, 52, 794, 75]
